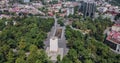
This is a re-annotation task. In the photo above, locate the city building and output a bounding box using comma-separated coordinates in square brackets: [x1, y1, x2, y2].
[97, 7, 108, 13]
[104, 24, 120, 54]
[44, 0, 60, 3]
[79, 0, 96, 18]
[67, 7, 74, 16]
[22, 0, 30, 3]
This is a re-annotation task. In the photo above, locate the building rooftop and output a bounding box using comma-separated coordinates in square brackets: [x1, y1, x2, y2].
[84, 0, 95, 3]
[113, 24, 120, 26]
[106, 24, 120, 44]
[107, 31, 120, 44]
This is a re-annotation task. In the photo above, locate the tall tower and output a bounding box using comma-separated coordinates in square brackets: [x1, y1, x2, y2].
[50, 37, 58, 52]
[80, 0, 96, 18]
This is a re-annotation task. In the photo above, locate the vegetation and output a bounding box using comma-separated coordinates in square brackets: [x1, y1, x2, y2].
[58, 19, 64, 26]
[72, 17, 113, 41]
[60, 25, 120, 63]
[0, 16, 54, 63]
[58, 16, 120, 63]
[0, 9, 120, 63]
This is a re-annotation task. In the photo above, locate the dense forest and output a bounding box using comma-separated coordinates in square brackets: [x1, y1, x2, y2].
[58, 17, 120, 63]
[0, 16, 54, 63]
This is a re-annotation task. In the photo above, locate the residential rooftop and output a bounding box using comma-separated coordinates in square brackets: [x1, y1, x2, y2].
[106, 24, 120, 44]
[107, 31, 120, 44]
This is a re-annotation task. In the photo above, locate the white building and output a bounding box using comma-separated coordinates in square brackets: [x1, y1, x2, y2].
[97, 7, 108, 13]
[112, 25, 120, 32]
[67, 7, 74, 16]
[50, 37, 58, 52]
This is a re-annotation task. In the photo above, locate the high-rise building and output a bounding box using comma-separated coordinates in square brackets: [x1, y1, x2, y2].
[11, 0, 30, 3]
[79, 0, 96, 18]
[22, 0, 30, 3]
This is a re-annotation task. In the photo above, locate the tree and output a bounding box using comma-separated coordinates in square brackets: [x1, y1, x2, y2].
[1, 44, 10, 55]
[35, 60, 42, 63]
[0, 52, 5, 63]
[84, 59, 93, 63]
[61, 56, 73, 63]
[58, 19, 64, 26]
[27, 45, 38, 63]
[57, 55, 61, 63]
[15, 57, 26, 63]
[0, 16, 54, 63]
[18, 39, 26, 50]
[64, 24, 120, 63]
[6, 50, 15, 63]
[68, 49, 77, 60]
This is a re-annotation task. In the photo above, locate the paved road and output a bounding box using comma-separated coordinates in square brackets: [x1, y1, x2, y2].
[44, 26, 55, 49]
[37, 16, 53, 18]
[58, 26, 69, 55]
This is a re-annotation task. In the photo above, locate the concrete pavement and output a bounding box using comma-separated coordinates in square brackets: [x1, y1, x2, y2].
[44, 15, 68, 58]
